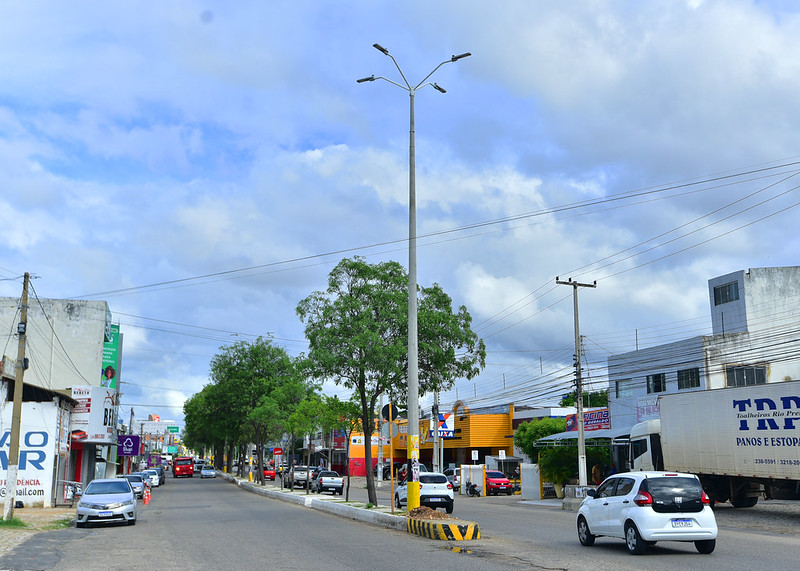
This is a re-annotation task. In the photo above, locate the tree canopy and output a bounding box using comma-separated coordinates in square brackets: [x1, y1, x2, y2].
[183, 337, 313, 478]
[296, 256, 485, 505]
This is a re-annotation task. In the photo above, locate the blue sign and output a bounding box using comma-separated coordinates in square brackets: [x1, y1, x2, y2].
[117, 435, 140, 456]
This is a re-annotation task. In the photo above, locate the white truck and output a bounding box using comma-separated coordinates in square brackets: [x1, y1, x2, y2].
[630, 380, 800, 507]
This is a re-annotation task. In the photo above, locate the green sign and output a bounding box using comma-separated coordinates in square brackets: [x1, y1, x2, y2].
[101, 323, 120, 389]
[168, 426, 179, 433]
[167, 446, 178, 453]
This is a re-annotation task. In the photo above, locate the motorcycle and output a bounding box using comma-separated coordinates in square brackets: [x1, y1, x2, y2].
[465, 480, 480, 497]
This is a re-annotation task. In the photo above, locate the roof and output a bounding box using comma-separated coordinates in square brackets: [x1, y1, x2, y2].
[537, 426, 631, 444]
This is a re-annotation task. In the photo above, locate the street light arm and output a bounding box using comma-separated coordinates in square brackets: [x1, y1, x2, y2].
[358, 75, 409, 91]
[414, 52, 472, 90]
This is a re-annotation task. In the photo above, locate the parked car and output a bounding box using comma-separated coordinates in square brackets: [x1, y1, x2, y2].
[142, 469, 160, 488]
[289, 465, 310, 488]
[395, 472, 454, 514]
[485, 470, 513, 495]
[576, 471, 718, 555]
[152, 466, 166, 485]
[375, 462, 403, 480]
[311, 470, 344, 495]
[117, 474, 145, 499]
[264, 466, 276, 480]
[200, 464, 216, 478]
[397, 463, 429, 481]
[443, 467, 460, 488]
[75, 478, 137, 528]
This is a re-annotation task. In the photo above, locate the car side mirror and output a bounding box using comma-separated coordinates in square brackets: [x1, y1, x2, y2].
[586, 489, 596, 498]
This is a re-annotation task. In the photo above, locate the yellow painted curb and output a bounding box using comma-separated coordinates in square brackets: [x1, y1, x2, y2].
[407, 518, 481, 540]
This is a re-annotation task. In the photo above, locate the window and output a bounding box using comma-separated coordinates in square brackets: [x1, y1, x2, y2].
[615, 378, 633, 398]
[647, 373, 666, 394]
[614, 477, 635, 496]
[726, 365, 766, 387]
[630, 438, 648, 461]
[677, 368, 700, 390]
[595, 478, 617, 498]
[714, 281, 739, 305]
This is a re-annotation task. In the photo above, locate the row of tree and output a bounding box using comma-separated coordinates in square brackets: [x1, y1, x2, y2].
[183, 257, 486, 505]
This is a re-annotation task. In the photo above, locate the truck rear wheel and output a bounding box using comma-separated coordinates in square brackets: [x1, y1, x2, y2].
[731, 495, 758, 508]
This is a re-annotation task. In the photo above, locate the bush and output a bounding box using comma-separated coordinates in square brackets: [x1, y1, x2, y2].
[538, 445, 610, 485]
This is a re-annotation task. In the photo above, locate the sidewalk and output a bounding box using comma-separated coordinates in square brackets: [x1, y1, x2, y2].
[0, 507, 75, 557]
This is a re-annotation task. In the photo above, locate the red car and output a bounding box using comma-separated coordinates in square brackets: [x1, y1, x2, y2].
[264, 467, 276, 480]
[485, 470, 513, 495]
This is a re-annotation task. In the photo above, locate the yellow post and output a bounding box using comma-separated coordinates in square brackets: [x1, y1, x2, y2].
[406, 434, 420, 510]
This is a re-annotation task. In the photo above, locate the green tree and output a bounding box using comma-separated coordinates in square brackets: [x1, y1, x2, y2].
[296, 257, 485, 505]
[287, 397, 325, 493]
[559, 389, 608, 408]
[318, 395, 362, 500]
[204, 337, 313, 479]
[514, 417, 567, 462]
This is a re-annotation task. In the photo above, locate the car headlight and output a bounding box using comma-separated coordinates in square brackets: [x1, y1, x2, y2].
[124, 499, 134, 506]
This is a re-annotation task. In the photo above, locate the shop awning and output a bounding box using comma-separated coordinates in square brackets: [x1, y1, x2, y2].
[537, 426, 631, 445]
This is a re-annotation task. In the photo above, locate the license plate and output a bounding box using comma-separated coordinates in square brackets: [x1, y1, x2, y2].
[672, 519, 692, 527]
[428, 497, 442, 502]
[98, 511, 113, 517]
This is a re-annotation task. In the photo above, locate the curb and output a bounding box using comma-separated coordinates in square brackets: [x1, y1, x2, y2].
[220, 472, 407, 532]
[407, 518, 480, 540]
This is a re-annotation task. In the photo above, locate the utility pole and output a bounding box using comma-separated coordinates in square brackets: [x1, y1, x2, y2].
[556, 276, 596, 487]
[4, 273, 29, 521]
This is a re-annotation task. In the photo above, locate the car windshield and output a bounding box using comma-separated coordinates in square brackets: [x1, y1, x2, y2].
[486, 471, 505, 478]
[85, 481, 131, 495]
[419, 474, 448, 484]
[124, 475, 143, 483]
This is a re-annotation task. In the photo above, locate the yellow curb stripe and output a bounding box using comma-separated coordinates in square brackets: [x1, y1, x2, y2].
[406, 518, 480, 541]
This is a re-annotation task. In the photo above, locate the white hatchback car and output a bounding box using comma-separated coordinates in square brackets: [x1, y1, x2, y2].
[576, 471, 717, 555]
[395, 472, 454, 514]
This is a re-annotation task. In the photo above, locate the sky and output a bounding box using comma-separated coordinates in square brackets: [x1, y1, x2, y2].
[1, 1, 799, 429]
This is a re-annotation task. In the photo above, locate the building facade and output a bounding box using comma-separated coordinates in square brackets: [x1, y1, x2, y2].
[608, 267, 800, 466]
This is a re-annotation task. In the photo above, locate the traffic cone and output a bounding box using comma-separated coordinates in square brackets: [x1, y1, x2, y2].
[143, 488, 150, 505]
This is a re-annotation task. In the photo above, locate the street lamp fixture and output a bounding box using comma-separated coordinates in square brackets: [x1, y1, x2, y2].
[358, 43, 470, 510]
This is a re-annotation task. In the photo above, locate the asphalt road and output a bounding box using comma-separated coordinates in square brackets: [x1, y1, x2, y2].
[1, 473, 799, 570]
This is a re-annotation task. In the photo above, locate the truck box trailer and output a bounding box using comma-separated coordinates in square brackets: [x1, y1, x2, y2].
[630, 380, 800, 507]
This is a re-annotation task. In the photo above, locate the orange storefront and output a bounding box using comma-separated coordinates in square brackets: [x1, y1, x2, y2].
[348, 402, 516, 476]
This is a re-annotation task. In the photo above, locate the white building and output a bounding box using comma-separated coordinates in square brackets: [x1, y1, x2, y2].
[608, 267, 800, 465]
[0, 296, 120, 506]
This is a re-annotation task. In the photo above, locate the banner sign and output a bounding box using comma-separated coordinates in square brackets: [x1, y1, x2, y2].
[566, 408, 610, 432]
[101, 324, 120, 388]
[117, 435, 140, 456]
[70, 386, 117, 444]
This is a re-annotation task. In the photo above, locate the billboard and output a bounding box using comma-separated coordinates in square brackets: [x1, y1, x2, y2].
[70, 386, 117, 444]
[565, 408, 610, 432]
[101, 324, 120, 389]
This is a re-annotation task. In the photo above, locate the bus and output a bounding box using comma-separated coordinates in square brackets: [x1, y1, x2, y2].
[173, 456, 194, 478]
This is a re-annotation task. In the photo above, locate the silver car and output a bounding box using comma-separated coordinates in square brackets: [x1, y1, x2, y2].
[76, 478, 137, 528]
[117, 474, 145, 499]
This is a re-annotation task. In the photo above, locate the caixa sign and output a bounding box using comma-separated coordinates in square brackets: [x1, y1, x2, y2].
[734, 396, 800, 431]
[0, 430, 48, 470]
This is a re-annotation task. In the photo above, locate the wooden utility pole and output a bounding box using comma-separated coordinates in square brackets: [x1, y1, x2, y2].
[556, 276, 596, 487]
[4, 273, 29, 520]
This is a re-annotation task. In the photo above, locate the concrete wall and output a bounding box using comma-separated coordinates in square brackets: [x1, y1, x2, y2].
[0, 298, 108, 391]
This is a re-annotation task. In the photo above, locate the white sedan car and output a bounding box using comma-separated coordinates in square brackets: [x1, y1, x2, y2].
[76, 478, 137, 528]
[200, 464, 216, 478]
[395, 472, 454, 514]
[577, 471, 717, 555]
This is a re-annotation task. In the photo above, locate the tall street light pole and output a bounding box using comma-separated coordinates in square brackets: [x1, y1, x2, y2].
[359, 44, 470, 510]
